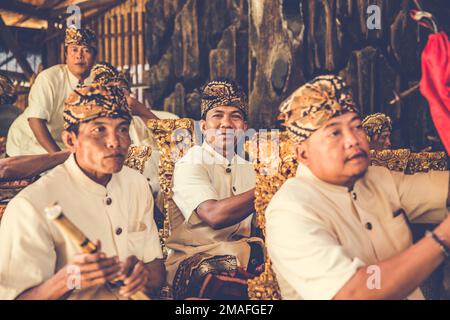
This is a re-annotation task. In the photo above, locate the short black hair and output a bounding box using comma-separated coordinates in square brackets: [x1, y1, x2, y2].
[65, 123, 79, 135]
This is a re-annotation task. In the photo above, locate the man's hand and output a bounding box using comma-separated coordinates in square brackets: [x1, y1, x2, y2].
[28, 118, 61, 153]
[16, 240, 121, 300]
[118, 255, 148, 298]
[69, 251, 121, 291]
[125, 96, 158, 120]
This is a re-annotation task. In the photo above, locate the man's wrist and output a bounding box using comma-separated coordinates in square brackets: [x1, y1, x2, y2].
[45, 267, 73, 300]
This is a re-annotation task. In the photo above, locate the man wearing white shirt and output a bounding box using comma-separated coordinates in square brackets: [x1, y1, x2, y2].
[266, 75, 450, 300]
[6, 26, 96, 156]
[0, 84, 165, 300]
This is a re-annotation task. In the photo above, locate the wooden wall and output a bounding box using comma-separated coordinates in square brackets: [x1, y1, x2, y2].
[143, 0, 450, 151]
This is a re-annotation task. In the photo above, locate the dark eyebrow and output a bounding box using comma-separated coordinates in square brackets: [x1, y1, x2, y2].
[90, 120, 108, 125]
[323, 121, 340, 130]
[117, 120, 130, 126]
[324, 115, 361, 130]
[349, 115, 361, 123]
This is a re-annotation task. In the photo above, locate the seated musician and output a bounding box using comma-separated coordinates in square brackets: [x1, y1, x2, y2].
[165, 79, 264, 299]
[265, 75, 450, 300]
[91, 62, 164, 208]
[362, 113, 392, 150]
[0, 84, 165, 299]
[6, 26, 97, 156]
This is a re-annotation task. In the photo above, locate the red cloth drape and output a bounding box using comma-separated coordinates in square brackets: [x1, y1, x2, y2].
[420, 32, 450, 153]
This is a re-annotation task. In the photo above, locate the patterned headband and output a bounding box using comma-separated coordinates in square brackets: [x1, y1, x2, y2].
[201, 79, 248, 119]
[64, 83, 132, 130]
[279, 75, 358, 143]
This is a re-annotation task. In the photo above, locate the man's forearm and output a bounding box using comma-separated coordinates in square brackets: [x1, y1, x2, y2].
[28, 118, 61, 153]
[334, 220, 450, 300]
[0, 151, 70, 181]
[144, 259, 166, 295]
[17, 269, 71, 300]
[196, 188, 256, 229]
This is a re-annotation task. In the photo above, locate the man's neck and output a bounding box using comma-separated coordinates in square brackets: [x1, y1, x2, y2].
[209, 143, 236, 162]
[302, 163, 364, 191]
[67, 66, 90, 83]
[74, 155, 111, 187]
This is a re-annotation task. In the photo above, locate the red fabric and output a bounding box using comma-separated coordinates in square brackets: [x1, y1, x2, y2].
[420, 32, 450, 153]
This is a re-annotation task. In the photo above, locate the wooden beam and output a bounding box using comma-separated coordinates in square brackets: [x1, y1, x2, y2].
[0, 15, 35, 80]
[44, 1, 124, 44]
[9, 0, 64, 26]
[0, 1, 50, 20]
[0, 70, 27, 82]
[0, 55, 15, 68]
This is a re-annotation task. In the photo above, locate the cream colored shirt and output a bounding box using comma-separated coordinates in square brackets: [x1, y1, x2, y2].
[165, 142, 262, 285]
[0, 154, 162, 300]
[265, 163, 449, 300]
[6, 65, 92, 156]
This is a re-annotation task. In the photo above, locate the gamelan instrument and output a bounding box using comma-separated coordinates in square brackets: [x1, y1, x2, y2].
[45, 203, 150, 300]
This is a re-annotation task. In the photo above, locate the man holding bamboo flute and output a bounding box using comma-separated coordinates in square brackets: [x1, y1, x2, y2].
[0, 83, 165, 300]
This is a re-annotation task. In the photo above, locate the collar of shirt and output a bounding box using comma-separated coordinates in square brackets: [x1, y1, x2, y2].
[201, 141, 240, 167]
[65, 64, 93, 90]
[64, 153, 116, 196]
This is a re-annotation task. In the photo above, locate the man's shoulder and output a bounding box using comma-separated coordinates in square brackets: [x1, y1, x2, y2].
[10, 163, 69, 209]
[363, 165, 396, 186]
[268, 176, 314, 207]
[116, 165, 148, 188]
[175, 145, 205, 166]
[367, 165, 391, 175]
[35, 64, 66, 83]
[39, 64, 65, 77]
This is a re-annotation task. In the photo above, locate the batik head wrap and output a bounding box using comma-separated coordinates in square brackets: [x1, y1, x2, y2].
[361, 113, 392, 142]
[91, 62, 130, 91]
[64, 83, 131, 130]
[64, 25, 97, 50]
[278, 75, 358, 143]
[200, 79, 248, 119]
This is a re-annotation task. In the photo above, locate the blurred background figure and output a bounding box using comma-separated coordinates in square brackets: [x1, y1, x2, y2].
[362, 113, 392, 150]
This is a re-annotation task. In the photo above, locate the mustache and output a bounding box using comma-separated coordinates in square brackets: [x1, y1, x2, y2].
[104, 153, 125, 159]
[344, 150, 368, 163]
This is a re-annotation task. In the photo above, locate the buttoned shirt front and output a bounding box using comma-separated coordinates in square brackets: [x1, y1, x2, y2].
[0, 154, 162, 300]
[266, 163, 449, 300]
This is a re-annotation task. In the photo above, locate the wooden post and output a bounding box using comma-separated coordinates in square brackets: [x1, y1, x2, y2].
[118, 14, 124, 69]
[111, 15, 116, 66]
[127, 12, 132, 69]
[100, 16, 106, 61]
[123, 12, 129, 68]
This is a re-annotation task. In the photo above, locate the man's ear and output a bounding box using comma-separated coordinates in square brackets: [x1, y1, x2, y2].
[61, 131, 77, 152]
[200, 119, 207, 135]
[295, 141, 310, 165]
